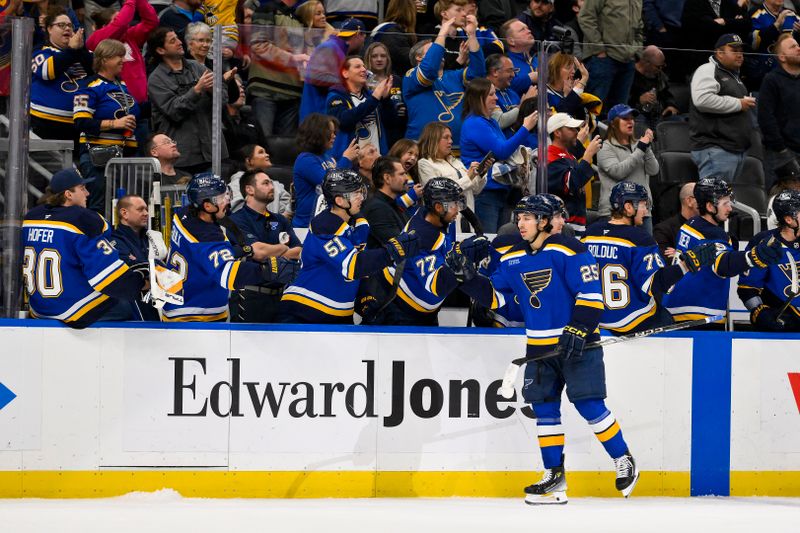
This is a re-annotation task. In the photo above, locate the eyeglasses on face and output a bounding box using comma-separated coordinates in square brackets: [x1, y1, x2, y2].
[50, 22, 75, 30]
[153, 139, 177, 148]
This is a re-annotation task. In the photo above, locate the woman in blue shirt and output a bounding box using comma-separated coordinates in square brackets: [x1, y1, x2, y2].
[73, 39, 140, 215]
[292, 113, 359, 228]
[460, 78, 538, 233]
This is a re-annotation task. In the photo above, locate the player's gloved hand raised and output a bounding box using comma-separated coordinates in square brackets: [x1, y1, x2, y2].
[746, 237, 783, 269]
[683, 242, 717, 273]
[386, 231, 419, 264]
[444, 244, 477, 282]
[261, 257, 300, 285]
[459, 235, 490, 265]
[557, 322, 591, 359]
[750, 304, 785, 332]
[128, 261, 150, 281]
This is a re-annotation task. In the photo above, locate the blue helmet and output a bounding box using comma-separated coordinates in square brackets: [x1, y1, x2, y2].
[610, 181, 650, 214]
[513, 193, 565, 219]
[772, 189, 800, 226]
[322, 168, 366, 205]
[186, 172, 228, 208]
[695, 176, 734, 215]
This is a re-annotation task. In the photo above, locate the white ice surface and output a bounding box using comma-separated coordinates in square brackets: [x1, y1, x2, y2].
[2, 491, 799, 533]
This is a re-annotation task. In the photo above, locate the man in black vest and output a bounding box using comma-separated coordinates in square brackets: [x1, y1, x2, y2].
[361, 156, 411, 249]
[689, 33, 756, 183]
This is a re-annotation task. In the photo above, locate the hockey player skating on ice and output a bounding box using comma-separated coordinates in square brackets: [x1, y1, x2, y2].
[457, 193, 639, 504]
[738, 189, 800, 331]
[663, 176, 784, 325]
[583, 182, 717, 334]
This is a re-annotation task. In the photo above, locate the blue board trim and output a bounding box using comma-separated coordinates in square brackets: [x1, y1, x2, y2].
[690, 332, 732, 496]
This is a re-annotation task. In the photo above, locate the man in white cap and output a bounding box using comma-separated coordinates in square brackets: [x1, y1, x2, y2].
[546, 112, 602, 233]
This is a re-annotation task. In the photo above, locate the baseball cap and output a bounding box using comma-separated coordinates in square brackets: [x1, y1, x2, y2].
[607, 104, 639, 122]
[547, 112, 584, 134]
[715, 33, 744, 49]
[336, 18, 365, 38]
[50, 168, 94, 194]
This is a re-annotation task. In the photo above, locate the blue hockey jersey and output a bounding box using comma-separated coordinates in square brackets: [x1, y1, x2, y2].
[478, 232, 525, 327]
[162, 207, 266, 322]
[379, 214, 459, 322]
[738, 229, 800, 318]
[281, 210, 392, 323]
[462, 234, 604, 355]
[402, 42, 485, 144]
[73, 76, 140, 149]
[663, 216, 750, 323]
[583, 221, 682, 333]
[22, 204, 143, 326]
[31, 45, 91, 124]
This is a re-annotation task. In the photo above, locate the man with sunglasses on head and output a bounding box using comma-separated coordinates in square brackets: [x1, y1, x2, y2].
[161, 173, 296, 322]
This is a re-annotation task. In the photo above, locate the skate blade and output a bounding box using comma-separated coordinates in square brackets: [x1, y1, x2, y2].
[621, 471, 640, 498]
[524, 491, 568, 505]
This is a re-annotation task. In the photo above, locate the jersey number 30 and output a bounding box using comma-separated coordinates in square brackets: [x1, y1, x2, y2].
[22, 247, 63, 298]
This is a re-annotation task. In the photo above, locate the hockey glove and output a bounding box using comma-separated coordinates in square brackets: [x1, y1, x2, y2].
[557, 322, 591, 359]
[386, 231, 419, 264]
[459, 235, 490, 265]
[746, 237, 783, 269]
[128, 261, 150, 282]
[683, 242, 717, 273]
[262, 258, 300, 286]
[750, 304, 786, 332]
[444, 244, 477, 283]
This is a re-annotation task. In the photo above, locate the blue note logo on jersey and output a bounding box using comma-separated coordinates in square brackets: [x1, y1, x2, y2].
[434, 90, 464, 123]
[522, 269, 552, 308]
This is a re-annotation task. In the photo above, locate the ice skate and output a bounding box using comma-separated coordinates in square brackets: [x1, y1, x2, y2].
[614, 451, 639, 498]
[524, 464, 568, 505]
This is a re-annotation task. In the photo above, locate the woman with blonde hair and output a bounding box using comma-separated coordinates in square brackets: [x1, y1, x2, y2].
[295, 0, 335, 49]
[546, 51, 590, 117]
[364, 41, 408, 146]
[417, 122, 485, 232]
[597, 104, 659, 234]
[369, 0, 417, 75]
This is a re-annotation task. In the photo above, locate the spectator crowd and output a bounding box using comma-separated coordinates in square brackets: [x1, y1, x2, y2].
[9, 0, 800, 331]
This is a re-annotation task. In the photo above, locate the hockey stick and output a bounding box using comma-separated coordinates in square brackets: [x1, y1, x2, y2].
[776, 251, 799, 325]
[498, 315, 724, 399]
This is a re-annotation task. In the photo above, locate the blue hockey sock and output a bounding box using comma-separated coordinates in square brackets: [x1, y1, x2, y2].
[573, 398, 628, 459]
[532, 401, 564, 469]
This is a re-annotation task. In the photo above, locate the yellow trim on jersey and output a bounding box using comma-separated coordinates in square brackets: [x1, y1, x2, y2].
[544, 244, 576, 256]
[415, 67, 432, 86]
[46, 58, 55, 80]
[538, 435, 565, 447]
[88, 79, 103, 88]
[73, 111, 93, 120]
[527, 337, 559, 346]
[432, 233, 445, 251]
[576, 299, 605, 310]
[582, 236, 635, 247]
[396, 287, 436, 314]
[334, 222, 349, 236]
[31, 109, 74, 123]
[495, 245, 513, 254]
[226, 261, 242, 290]
[607, 305, 658, 333]
[172, 215, 199, 243]
[162, 311, 229, 322]
[500, 250, 526, 262]
[383, 267, 395, 285]
[65, 293, 110, 322]
[595, 421, 621, 443]
[346, 252, 358, 280]
[92, 263, 129, 292]
[281, 294, 354, 317]
[23, 220, 85, 235]
[737, 284, 760, 291]
[681, 224, 705, 241]
[430, 268, 440, 297]
[673, 313, 725, 323]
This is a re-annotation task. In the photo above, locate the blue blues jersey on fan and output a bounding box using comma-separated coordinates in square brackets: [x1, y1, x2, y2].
[31, 45, 91, 124]
[163, 207, 265, 322]
[583, 222, 674, 333]
[22, 204, 143, 327]
[663, 216, 747, 323]
[379, 214, 459, 322]
[281, 210, 391, 323]
[402, 42, 485, 144]
[73, 76, 140, 149]
[739, 229, 800, 319]
[463, 234, 604, 355]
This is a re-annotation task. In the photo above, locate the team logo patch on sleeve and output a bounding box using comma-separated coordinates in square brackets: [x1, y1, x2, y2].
[521, 269, 552, 309]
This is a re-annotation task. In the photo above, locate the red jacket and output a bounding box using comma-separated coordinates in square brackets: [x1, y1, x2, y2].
[86, 0, 157, 104]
